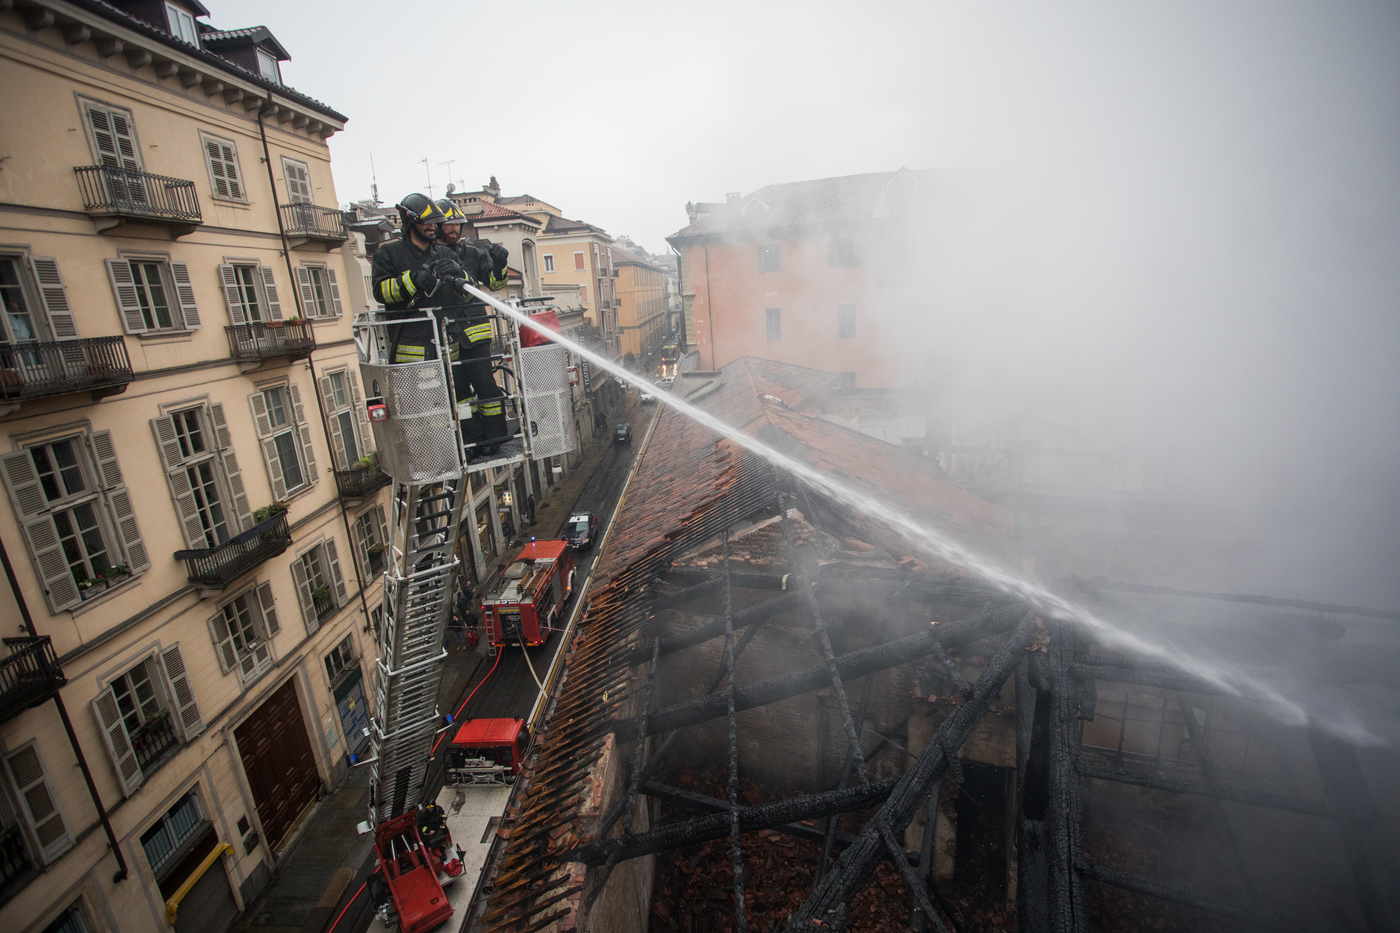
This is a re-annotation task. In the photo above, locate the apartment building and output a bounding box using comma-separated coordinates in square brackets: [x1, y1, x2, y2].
[666, 169, 927, 388]
[0, 3, 389, 932]
[607, 244, 666, 362]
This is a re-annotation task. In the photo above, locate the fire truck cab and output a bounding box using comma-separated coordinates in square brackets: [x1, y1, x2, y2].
[482, 539, 575, 648]
[446, 717, 528, 785]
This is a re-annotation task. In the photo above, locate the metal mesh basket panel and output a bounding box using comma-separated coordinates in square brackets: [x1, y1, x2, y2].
[361, 360, 461, 482]
[520, 345, 575, 459]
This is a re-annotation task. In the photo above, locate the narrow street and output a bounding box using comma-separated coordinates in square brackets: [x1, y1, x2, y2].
[237, 386, 658, 933]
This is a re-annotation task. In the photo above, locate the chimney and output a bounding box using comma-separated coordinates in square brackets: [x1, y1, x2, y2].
[685, 201, 696, 223]
[726, 192, 741, 205]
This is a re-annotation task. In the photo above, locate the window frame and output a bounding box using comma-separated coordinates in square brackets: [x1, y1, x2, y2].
[105, 255, 201, 335]
[765, 308, 781, 342]
[2, 741, 73, 865]
[79, 98, 143, 173]
[0, 253, 43, 345]
[152, 402, 252, 549]
[164, 3, 200, 46]
[542, 253, 554, 274]
[352, 504, 389, 578]
[91, 644, 204, 796]
[324, 633, 358, 689]
[208, 582, 279, 687]
[248, 380, 317, 500]
[199, 131, 246, 203]
[757, 243, 781, 273]
[573, 251, 585, 271]
[291, 537, 348, 635]
[257, 49, 281, 85]
[281, 157, 312, 204]
[829, 237, 862, 269]
[837, 304, 856, 339]
[139, 788, 206, 876]
[295, 262, 342, 319]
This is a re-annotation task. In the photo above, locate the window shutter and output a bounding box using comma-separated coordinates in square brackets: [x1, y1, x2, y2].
[249, 392, 287, 500]
[159, 644, 205, 741]
[351, 514, 368, 579]
[283, 159, 312, 204]
[3, 745, 72, 864]
[92, 688, 144, 796]
[1, 451, 79, 612]
[88, 431, 148, 571]
[326, 267, 343, 316]
[259, 266, 283, 321]
[256, 580, 280, 636]
[249, 641, 271, 680]
[103, 258, 147, 334]
[153, 429, 207, 549]
[290, 553, 317, 635]
[218, 264, 245, 325]
[207, 610, 237, 674]
[296, 266, 316, 315]
[319, 374, 346, 470]
[150, 415, 185, 471]
[374, 506, 389, 551]
[205, 139, 230, 198]
[168, 262, 202, 329]
[348, 371, 372, 453]
[210, 404, 253, 531]
[220, 142, 243, 199]
[325, 539, 348, 607]
[30, 258, 78, 339]
[86, 105, 140, 172]
[288, 382, 317, 484]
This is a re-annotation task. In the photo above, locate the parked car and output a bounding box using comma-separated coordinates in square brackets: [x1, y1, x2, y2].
[640, 391, 656, 404]
[657, 375, 675, 389]
[560, 510, 597, 550]
[614, 423, 632, 445]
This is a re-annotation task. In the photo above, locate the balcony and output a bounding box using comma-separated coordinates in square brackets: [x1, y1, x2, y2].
[0, 823, 36, 906]
[130, 713, 179, 772]
[0, 637, 67, 726]
[224, 321, 315, 370]
[74, 165, 201, 238]
[0, 337, 134, 413]
[281, 203, 348, 249]
[174, 510, 292, 590]
[333, 465, 391, 500]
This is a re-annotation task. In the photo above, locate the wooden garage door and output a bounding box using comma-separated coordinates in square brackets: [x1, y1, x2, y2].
[235, 679, 320, 850]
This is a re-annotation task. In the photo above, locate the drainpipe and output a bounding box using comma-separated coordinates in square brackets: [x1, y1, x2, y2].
[703, 243, 715, 370]
[257, 94, 305, 319]
[0, 536, 128, 882]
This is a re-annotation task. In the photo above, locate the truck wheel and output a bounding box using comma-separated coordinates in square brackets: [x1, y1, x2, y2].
[567, 570, 576, 597]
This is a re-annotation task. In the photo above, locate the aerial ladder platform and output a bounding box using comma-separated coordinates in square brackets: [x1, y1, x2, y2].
[353, 299, 574, 932]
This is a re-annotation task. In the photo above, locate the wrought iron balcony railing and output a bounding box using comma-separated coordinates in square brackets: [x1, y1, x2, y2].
[74, 165, 201, 229]
[333, 465, 390, 499]
[0, 637, 66, 726]
[281, 203, 348, 241]
[0, 337, 133, 402]
[0, 823, 34, 902]
[130, 714, 179, 771]
[174, 510, 292, 588]
[224, 321, 315, 361]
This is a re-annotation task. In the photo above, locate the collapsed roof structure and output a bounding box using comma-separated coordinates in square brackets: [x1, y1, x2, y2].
[464, 358, 1398, 933]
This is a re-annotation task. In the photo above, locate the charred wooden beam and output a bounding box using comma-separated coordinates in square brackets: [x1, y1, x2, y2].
[1069, 661, 1238, 696]
[1046, 623, 1088, 933]
[612, 604, 1023, 743]
[629, 590, 804, 663]
[662, 567, 792, 590]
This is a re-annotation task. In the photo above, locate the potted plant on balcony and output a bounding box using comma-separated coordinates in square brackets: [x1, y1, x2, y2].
[78, 576, 100, 600]
[253, 502, 290, 523]
[104, 564, 131, 587]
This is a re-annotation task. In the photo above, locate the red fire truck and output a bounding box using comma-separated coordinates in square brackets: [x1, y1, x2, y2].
[446, 718, 528, 785]
[481, 539, 575, 648]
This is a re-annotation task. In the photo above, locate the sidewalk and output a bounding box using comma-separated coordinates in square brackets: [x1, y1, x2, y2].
[235, 386, 649, 933]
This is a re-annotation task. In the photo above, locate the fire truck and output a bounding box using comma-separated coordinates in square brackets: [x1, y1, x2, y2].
[354, 291, 575, 932]
[481, 539, 576, 649]
[445, 717, 529, 785]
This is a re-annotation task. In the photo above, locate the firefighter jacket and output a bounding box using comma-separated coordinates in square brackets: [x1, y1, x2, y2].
[443, 240, 508, 346]
[370, 235, 461, 315]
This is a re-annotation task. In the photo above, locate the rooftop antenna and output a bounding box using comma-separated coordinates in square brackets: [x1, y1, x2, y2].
[420, 158, 433, 198]
[369, 150, 380, 205]
[440, 159, 458, 195]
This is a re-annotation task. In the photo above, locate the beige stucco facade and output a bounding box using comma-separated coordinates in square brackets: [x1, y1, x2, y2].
[0, 5, 388, 933]
[610, 251, 666, 362]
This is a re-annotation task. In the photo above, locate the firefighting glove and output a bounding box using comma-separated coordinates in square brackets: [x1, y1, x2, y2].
[411, 266, 438, 296]
[488, 242, 509, 275]
[431, 256, 463, 280]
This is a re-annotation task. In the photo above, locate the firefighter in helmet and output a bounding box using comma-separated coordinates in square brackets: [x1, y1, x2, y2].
[370, 193, 476, 438]
[433, 198, 511, 457]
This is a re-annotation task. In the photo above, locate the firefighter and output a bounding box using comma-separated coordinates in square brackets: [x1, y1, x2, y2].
[433, 198, 511, 457]
[370, 193, 475, 440]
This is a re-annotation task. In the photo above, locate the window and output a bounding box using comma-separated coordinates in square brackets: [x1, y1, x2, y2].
[296, 264, 342, 318]
[82, 101, 141, 173]
[0, 432, 148, 612]
[574, 251, 585, 271]
[165, 3, 199, 46]
[200, 133, 244, 201]
[579, 284, 588, 306]
[140, 790, 204, 874]
[542, 254, 554, 273]
[105, 258, 201, 334]
[840, 371, 857, 389]
[352, 505, 389, 577]
[324, 633, 357, 685]
[257, 49, 281, 85]
[291, 539, 347, 634]
[152, 403, 252, 549]
[208, 582, 279, 686]
[3, 743, 72, 865]
[1, 254, 76, 345]
[319, 369, 370, 471]
[829, 238, 862, 268]
[757, 243, 781, 273]
[41, 903, 91, 933]
[281, 158, 312, 204]
[837, 304, 856, 339]
[250, 383, 316, 497]
[766, 308, 781, 341]
[0, 257, 38, 346]
[218, 263, 285, 324]
[92, 645, 204, 796]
